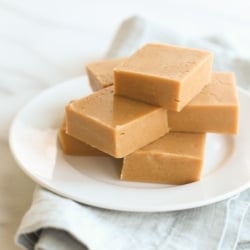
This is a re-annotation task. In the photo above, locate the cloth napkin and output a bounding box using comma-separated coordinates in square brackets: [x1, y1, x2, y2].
[16, 16, 250, 250]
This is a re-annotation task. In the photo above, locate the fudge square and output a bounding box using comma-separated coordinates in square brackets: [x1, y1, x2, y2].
[59, 120, 107, 156]
[114, 43, 213, 111]
[86, 58, 124, 91]
[121, 132, 206, 185]
[168, 72, 239, 134]
[65, 86, 169, 158]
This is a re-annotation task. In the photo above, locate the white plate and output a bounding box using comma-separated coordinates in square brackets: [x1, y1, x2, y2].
[9, 76, 250, 212]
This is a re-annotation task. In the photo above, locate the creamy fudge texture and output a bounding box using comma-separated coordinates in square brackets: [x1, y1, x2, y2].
[168, 72, 239, 134]
[59, 120, 107, 156]
[86, 58, 124, 91]
[121, 132, 206, 185]
[65, 86, 169, 158]
[114, 43, 213, 111]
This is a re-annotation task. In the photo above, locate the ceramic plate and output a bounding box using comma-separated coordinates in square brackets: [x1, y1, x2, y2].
[9, 76, 250, 212]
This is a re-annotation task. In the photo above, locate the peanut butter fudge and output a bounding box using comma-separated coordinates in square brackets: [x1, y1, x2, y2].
[65, 86, 169, 158]
[168, 72, 239, 134]
[59, 120, 107, 156]
[114, 43, 213, 111]
[86, 58, 124, 91]
[121, 132, 206, 185]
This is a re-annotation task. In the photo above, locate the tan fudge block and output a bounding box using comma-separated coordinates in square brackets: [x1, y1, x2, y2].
[168, 72, 239, 134]
[114, 43, 213, 111]
[86, 58, 125, 91]
[121, 132, 206, 185]
[59, 120, 107, 156]
[65, 86, 169, 158]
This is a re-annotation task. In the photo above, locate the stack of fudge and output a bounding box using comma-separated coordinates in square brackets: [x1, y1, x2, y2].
[59, 43, 239, 185]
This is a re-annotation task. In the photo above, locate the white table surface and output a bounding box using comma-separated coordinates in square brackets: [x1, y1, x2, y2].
[1, 0, 250, 249]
